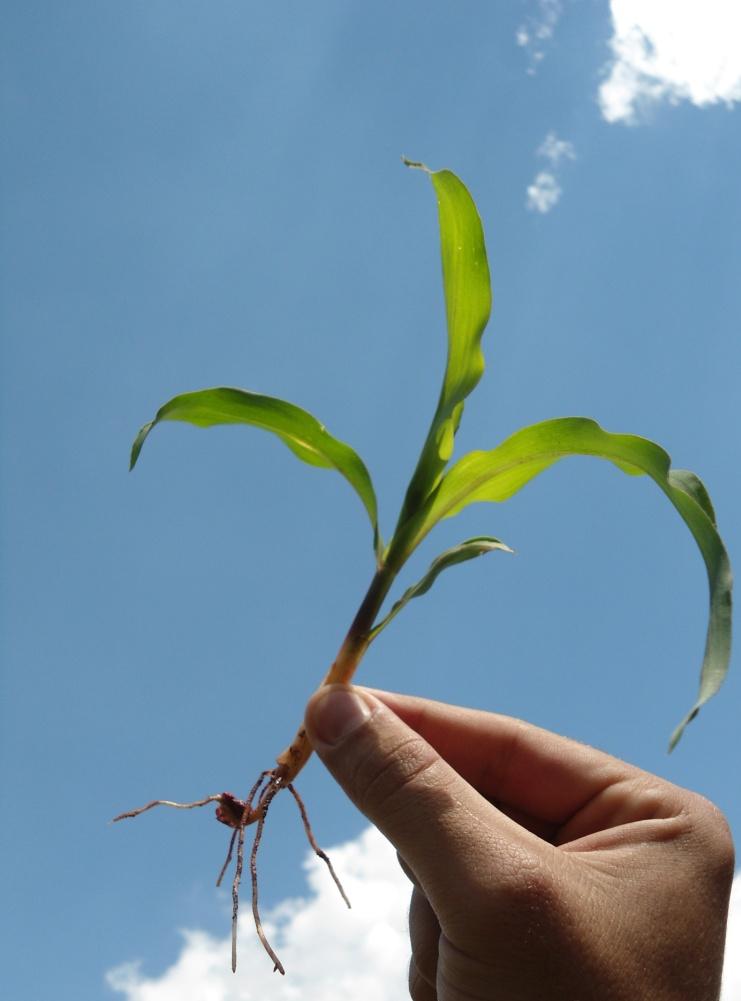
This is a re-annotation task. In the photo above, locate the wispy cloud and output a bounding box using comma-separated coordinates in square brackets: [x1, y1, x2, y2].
[526, 172, 563, 214]
[516, 0, 564, 74]
[105, 824, 741, 1000]
[599, 0, 741, 124]
[537, 131, 577, 167]
[526, 131, 576, 213]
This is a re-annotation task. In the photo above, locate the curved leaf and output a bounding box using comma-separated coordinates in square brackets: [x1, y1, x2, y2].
[403, 417, 732, 748]
[370, 536, 512, 640]
[131, 387, 380, 555]
[396, 162, 492, 526]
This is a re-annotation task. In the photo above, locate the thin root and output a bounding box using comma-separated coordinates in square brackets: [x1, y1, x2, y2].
[287, 783, 351, 909]
[112, 795, 222, 823]
[231, 824, 247, 972]
[249, 780, 285, 974]
[216, 828, 237, 888]
[240, 770, 272, 827]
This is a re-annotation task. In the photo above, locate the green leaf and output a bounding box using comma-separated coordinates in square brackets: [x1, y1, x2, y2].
[403, 417, 732, 748]
[369, 535, 512, 640]
[131, 387, 381, 555]
[395, 162, 492, 529]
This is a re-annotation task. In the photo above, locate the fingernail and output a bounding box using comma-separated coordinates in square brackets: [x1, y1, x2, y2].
[307, 686, 374, 748]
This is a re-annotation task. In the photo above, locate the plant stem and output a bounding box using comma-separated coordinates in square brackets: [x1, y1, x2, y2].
[274, 564, 396, 783]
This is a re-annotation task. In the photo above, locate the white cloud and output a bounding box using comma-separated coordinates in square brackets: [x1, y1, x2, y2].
[106, 826, 411, 1001]
[721, 872, 741, 1000]
[599, 0, 741, 123]
[526, 131, 576, 213]
[106, 828, 741, 1000]
[538, 131, 576, 166]
[516, 0, 564, 74]
[526, 171, 563, 213]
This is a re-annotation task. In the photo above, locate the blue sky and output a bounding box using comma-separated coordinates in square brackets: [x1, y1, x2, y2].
[2, 2, 740, 998]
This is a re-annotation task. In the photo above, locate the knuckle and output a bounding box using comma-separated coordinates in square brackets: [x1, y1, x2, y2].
[450, 839, 562, 938]
[494, 848, 565, 936]
[352, 733, 444, 819]
[490, 838, 554, 898]
[687, 793, 736, 879]
[631, 774, 680, 815]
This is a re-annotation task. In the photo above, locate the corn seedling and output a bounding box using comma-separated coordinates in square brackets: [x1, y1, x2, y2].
[114, 161, 733, 974]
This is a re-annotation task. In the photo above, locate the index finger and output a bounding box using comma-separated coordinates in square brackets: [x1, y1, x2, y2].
[363, 688, 652, 828]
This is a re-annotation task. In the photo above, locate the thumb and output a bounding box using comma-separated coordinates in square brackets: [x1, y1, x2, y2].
[304, 684, 530, 920]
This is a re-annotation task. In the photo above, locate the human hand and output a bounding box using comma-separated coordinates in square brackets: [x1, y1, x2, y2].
[304, 686, 734, 1001]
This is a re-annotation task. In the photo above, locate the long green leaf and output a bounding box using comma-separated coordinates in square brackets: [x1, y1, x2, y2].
[396, 162, 492, 527]
[369, 536, 512, 640]
[403, 417, 732, 748]
[131, 387, 380, 555]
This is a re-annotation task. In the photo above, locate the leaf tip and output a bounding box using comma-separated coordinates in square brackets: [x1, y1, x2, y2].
[130, 420, 155, 471]
[667, 706, 700, 753]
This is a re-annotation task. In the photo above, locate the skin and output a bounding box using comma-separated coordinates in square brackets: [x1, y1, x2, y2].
[304, 685, 734, 1001]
